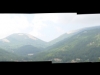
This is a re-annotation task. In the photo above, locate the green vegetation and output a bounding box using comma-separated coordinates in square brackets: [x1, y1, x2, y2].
[45, 32, 76, 47]
[31, 26, 100, 63]
[1, 26, 100, 62]
[0, 48, 23, 61]
[14, 45, 43, 56]
[0, 33, 47, 52]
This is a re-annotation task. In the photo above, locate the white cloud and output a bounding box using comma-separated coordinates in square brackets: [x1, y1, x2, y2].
[56, 13, 77, 24]
[68, 14, 100, 27]
[32, 13, 77, 24]
[55, 26, 65, 33]
[0, 13, 100, 42]
[29, 13, 58, 37]
[0, 13, 77, 41]
[29, 13, 77, 38]
[0, 14, 30, 39]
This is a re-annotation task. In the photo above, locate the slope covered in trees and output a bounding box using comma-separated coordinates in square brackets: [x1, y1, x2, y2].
[1, 26, 100, 62]
[0, 48, 23, 61]
[0, 33, 47, 52]
[45, 33, 74, 47]
[14, 45, 43, 56]
[31, 26, 100, 63]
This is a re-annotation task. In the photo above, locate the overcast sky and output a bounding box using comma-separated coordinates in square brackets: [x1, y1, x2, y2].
[0, 13, 100, 42]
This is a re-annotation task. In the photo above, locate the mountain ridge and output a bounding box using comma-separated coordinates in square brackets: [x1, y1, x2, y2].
[31, 25, 100, 62]
[0, 33, 47, 51]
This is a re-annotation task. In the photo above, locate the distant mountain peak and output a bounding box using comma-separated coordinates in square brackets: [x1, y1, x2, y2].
[2, 38, 10, 43]
[18, 33, 24, 35]
[26, 34, 37, 40]
[66, 30, 77, 34]
[12, 33, 38, 40]
[66, 31, 73, 34]
[66, 29, 81, 34]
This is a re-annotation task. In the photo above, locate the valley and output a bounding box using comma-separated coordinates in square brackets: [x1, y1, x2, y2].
[0, 26, 100, 62]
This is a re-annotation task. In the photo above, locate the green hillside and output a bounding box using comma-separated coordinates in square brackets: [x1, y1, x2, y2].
[45, 29, 81, 48]
[0, 48, 23, 61]
[45, 33, 74, 47]
[31, 26, 100, 63]
[0, 33, 47, 52]
[14, 45, 43, 56]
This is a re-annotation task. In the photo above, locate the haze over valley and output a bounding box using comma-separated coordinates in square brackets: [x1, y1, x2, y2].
[0, 13, 100, 63]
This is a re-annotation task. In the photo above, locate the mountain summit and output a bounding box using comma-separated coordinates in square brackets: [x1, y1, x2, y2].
[0, 33, 47, 51]
[31, 26, 100, 62]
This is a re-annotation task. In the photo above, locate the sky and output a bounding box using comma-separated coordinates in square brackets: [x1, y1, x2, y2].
[0, 13, 100, 42]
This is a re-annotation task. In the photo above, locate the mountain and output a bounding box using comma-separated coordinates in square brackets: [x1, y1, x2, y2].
[14, 45, 43, 56]
[45, 30, 79, 47]
[0, 48, 23, 61]
[0, 33, 47, 51]
[44, 29, 83, 51]
[31, 25, 100, 63]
